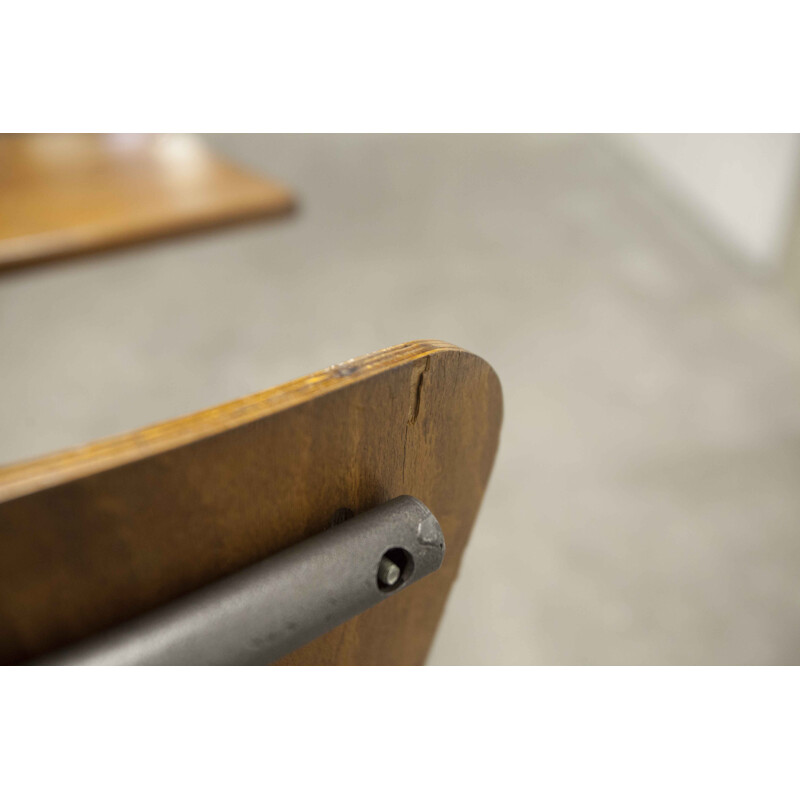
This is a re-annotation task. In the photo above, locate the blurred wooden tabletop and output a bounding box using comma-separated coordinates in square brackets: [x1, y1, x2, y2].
[0, 133, 294, 270]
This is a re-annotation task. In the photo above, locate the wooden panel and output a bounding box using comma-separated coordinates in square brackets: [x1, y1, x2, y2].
[0, 133, 294, 269]
[0, 341, 502, 665]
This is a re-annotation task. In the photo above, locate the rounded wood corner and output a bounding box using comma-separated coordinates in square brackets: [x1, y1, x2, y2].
[0, 340, 503, 664]
[0, 339, 502, 504]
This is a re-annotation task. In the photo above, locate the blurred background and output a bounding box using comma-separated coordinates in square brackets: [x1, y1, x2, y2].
[2, 133, 800, 664]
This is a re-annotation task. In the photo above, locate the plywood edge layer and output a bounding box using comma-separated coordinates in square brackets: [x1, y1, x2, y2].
[0, 339, 475, 503]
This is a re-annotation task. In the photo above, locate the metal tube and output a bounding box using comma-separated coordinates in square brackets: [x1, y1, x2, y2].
[32, 495, 445, 666]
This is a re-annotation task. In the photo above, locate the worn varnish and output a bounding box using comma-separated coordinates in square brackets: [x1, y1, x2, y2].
[0, 341, 502, 665]
[0, 134, 294, 269]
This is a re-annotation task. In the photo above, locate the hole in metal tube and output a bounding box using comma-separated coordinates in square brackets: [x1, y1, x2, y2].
[377, 547, 414, 592]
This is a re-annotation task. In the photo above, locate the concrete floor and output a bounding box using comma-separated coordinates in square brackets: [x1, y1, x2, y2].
[2, 134, 800, 664]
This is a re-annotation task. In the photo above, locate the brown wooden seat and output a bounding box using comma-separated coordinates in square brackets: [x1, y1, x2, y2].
[0, 341, 502, 665]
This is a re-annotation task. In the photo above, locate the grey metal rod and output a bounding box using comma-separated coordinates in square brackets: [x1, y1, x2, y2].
[32, 495, 445, 666]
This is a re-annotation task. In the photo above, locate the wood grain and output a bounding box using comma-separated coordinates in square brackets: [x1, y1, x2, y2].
[0, 341, 502, 665]
[0, 134, 294, 270]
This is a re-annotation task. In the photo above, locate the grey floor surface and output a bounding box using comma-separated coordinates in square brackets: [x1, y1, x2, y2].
[2, 134, 800, 664]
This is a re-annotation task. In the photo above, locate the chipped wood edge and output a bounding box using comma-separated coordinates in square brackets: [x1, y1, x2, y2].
[0, 340, 469, 503]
